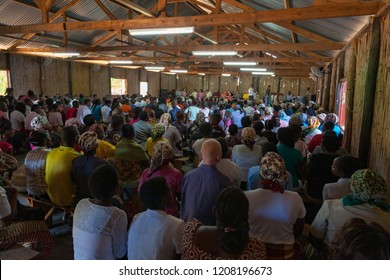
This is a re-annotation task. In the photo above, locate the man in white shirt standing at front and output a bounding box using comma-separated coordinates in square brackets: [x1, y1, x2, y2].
[248, 84, 256, 100]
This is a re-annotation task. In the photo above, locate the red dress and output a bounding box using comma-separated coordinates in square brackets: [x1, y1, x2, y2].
[181, 219, 266, 260]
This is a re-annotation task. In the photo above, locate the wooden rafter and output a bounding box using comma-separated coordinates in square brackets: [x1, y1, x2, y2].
[8, 0, 80, 50]
[9, 41, 345, 54]
[95, 0, 117, 20]
[70, 56, 332, 63]
[0, 2, 383, 35]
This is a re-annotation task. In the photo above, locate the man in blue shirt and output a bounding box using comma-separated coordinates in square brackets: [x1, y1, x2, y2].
[180, 139, 232, 225]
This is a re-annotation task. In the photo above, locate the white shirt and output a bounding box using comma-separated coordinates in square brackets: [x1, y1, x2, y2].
[311, 199, 390, 246]
[322, 178, 350, 201]
[72, 199, 127, 260]
[25, 111, 39, 130]
[101, 105, 112, 123]
[232, 144, 262, 182]
[76, 105, 91, 125]
[199, 158, 240, 187]
[127, 209, 184, 260]
[244, 106, 255, 117]
[246, 188, 306, 245]
[10, 110, 25, 131]
[248, 87, 255, 96]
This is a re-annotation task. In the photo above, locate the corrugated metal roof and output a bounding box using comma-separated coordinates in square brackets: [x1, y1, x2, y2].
[0, 0, 378, 72]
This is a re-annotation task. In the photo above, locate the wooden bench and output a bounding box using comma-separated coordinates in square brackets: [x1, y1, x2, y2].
[173, 156, 191, 173]
[17, 193, 73, 228]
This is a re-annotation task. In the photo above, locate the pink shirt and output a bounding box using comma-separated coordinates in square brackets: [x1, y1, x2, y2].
[138, 164, 183, 217]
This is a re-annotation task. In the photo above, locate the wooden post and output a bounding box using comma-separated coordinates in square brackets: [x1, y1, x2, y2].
[358, 17, 381, 167]
[343, 39, 357, 152]
[329, 59, 338, 112]
[322, 65, 331, 110]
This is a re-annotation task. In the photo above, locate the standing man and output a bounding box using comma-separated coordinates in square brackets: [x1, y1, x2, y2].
[248, 84, 256, 100]
[265, 85, 272, 106]
[76, 99, 92, 125]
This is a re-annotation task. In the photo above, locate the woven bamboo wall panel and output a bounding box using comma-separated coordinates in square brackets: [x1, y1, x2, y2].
[161, 73, 176, 91]
[71, 62, 90, 96]
[10, 54, 41, 97]
[280, 78, 299, 95]
[208, 75, 219, 93]
[90, 65, 109, 98]
[0, 53, 7, 69]
[239, 75, 253, 94]
[369, 11, 390, 196]
[42, 59, 69, 97]
[126, 69, 139, 95]
[220, 76, 237, 93]
[147, 71, 160, 96]
[350, 32, 371, 157]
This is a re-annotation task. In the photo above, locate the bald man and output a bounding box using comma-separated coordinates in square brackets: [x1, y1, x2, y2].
[180, 139, 232, 225]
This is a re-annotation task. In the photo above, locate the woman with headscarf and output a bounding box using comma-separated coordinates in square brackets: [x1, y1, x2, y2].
[145, 123, 168, 157]
[309, 169, 390, 259]
[160, 113, 183, 158]
[182, 187, 266, 260]
[232, 127, 262, 188]
[187, 111, 205, 148]
[245, 152, 306, 259]
[319, 113, 342, 137]
[138, 142, 182, 217]
[302, 116, 322, 144]
[71, 131, 107, 207]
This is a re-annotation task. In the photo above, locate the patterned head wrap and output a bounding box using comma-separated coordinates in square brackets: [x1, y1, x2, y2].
[79, 131, 98, 153]
[151, 123, 166, 141]
[159, 113, 171, 126]
[31, 115, 50, 131]
[65, 117, 80, 127]
[260, 152, 287, 193]
[317, 113, 327, 122]
[350, 169, 387, 204]
[89, 123, 104, 139]
[326, 113, 339, 124]
[195, 111, 206, 125]
[308, 116, 320, 129]
[149, 141, 173, 175]
[241, 127, 256, 142]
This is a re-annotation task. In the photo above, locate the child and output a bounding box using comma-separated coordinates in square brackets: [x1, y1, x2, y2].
[127, 176, 184, 260]
[322, 155, 360, 200]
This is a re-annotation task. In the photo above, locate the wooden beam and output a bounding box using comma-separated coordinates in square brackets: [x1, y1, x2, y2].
[111, 0, 155, 17]
[67, 56, 332, 63]
[0, 1, 384, 34]
[7, 0, 80, 50]
[10, 41, 345, 53]
[283, 0, 299, 55]
[90, 30, 120, 47]
[33, 0, 55, 23]
[157, 0, 167, 14]
[223, 0, 341, 43]
[213, 0, 221, 43]
[95, 0, 117, 20]
[63, 14, 68, 47]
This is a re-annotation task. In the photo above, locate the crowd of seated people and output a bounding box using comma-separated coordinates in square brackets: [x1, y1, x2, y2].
[0, 87, 389, 260]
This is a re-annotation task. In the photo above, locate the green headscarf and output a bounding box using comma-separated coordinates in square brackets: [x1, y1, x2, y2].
[343, 169, 390, 211]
